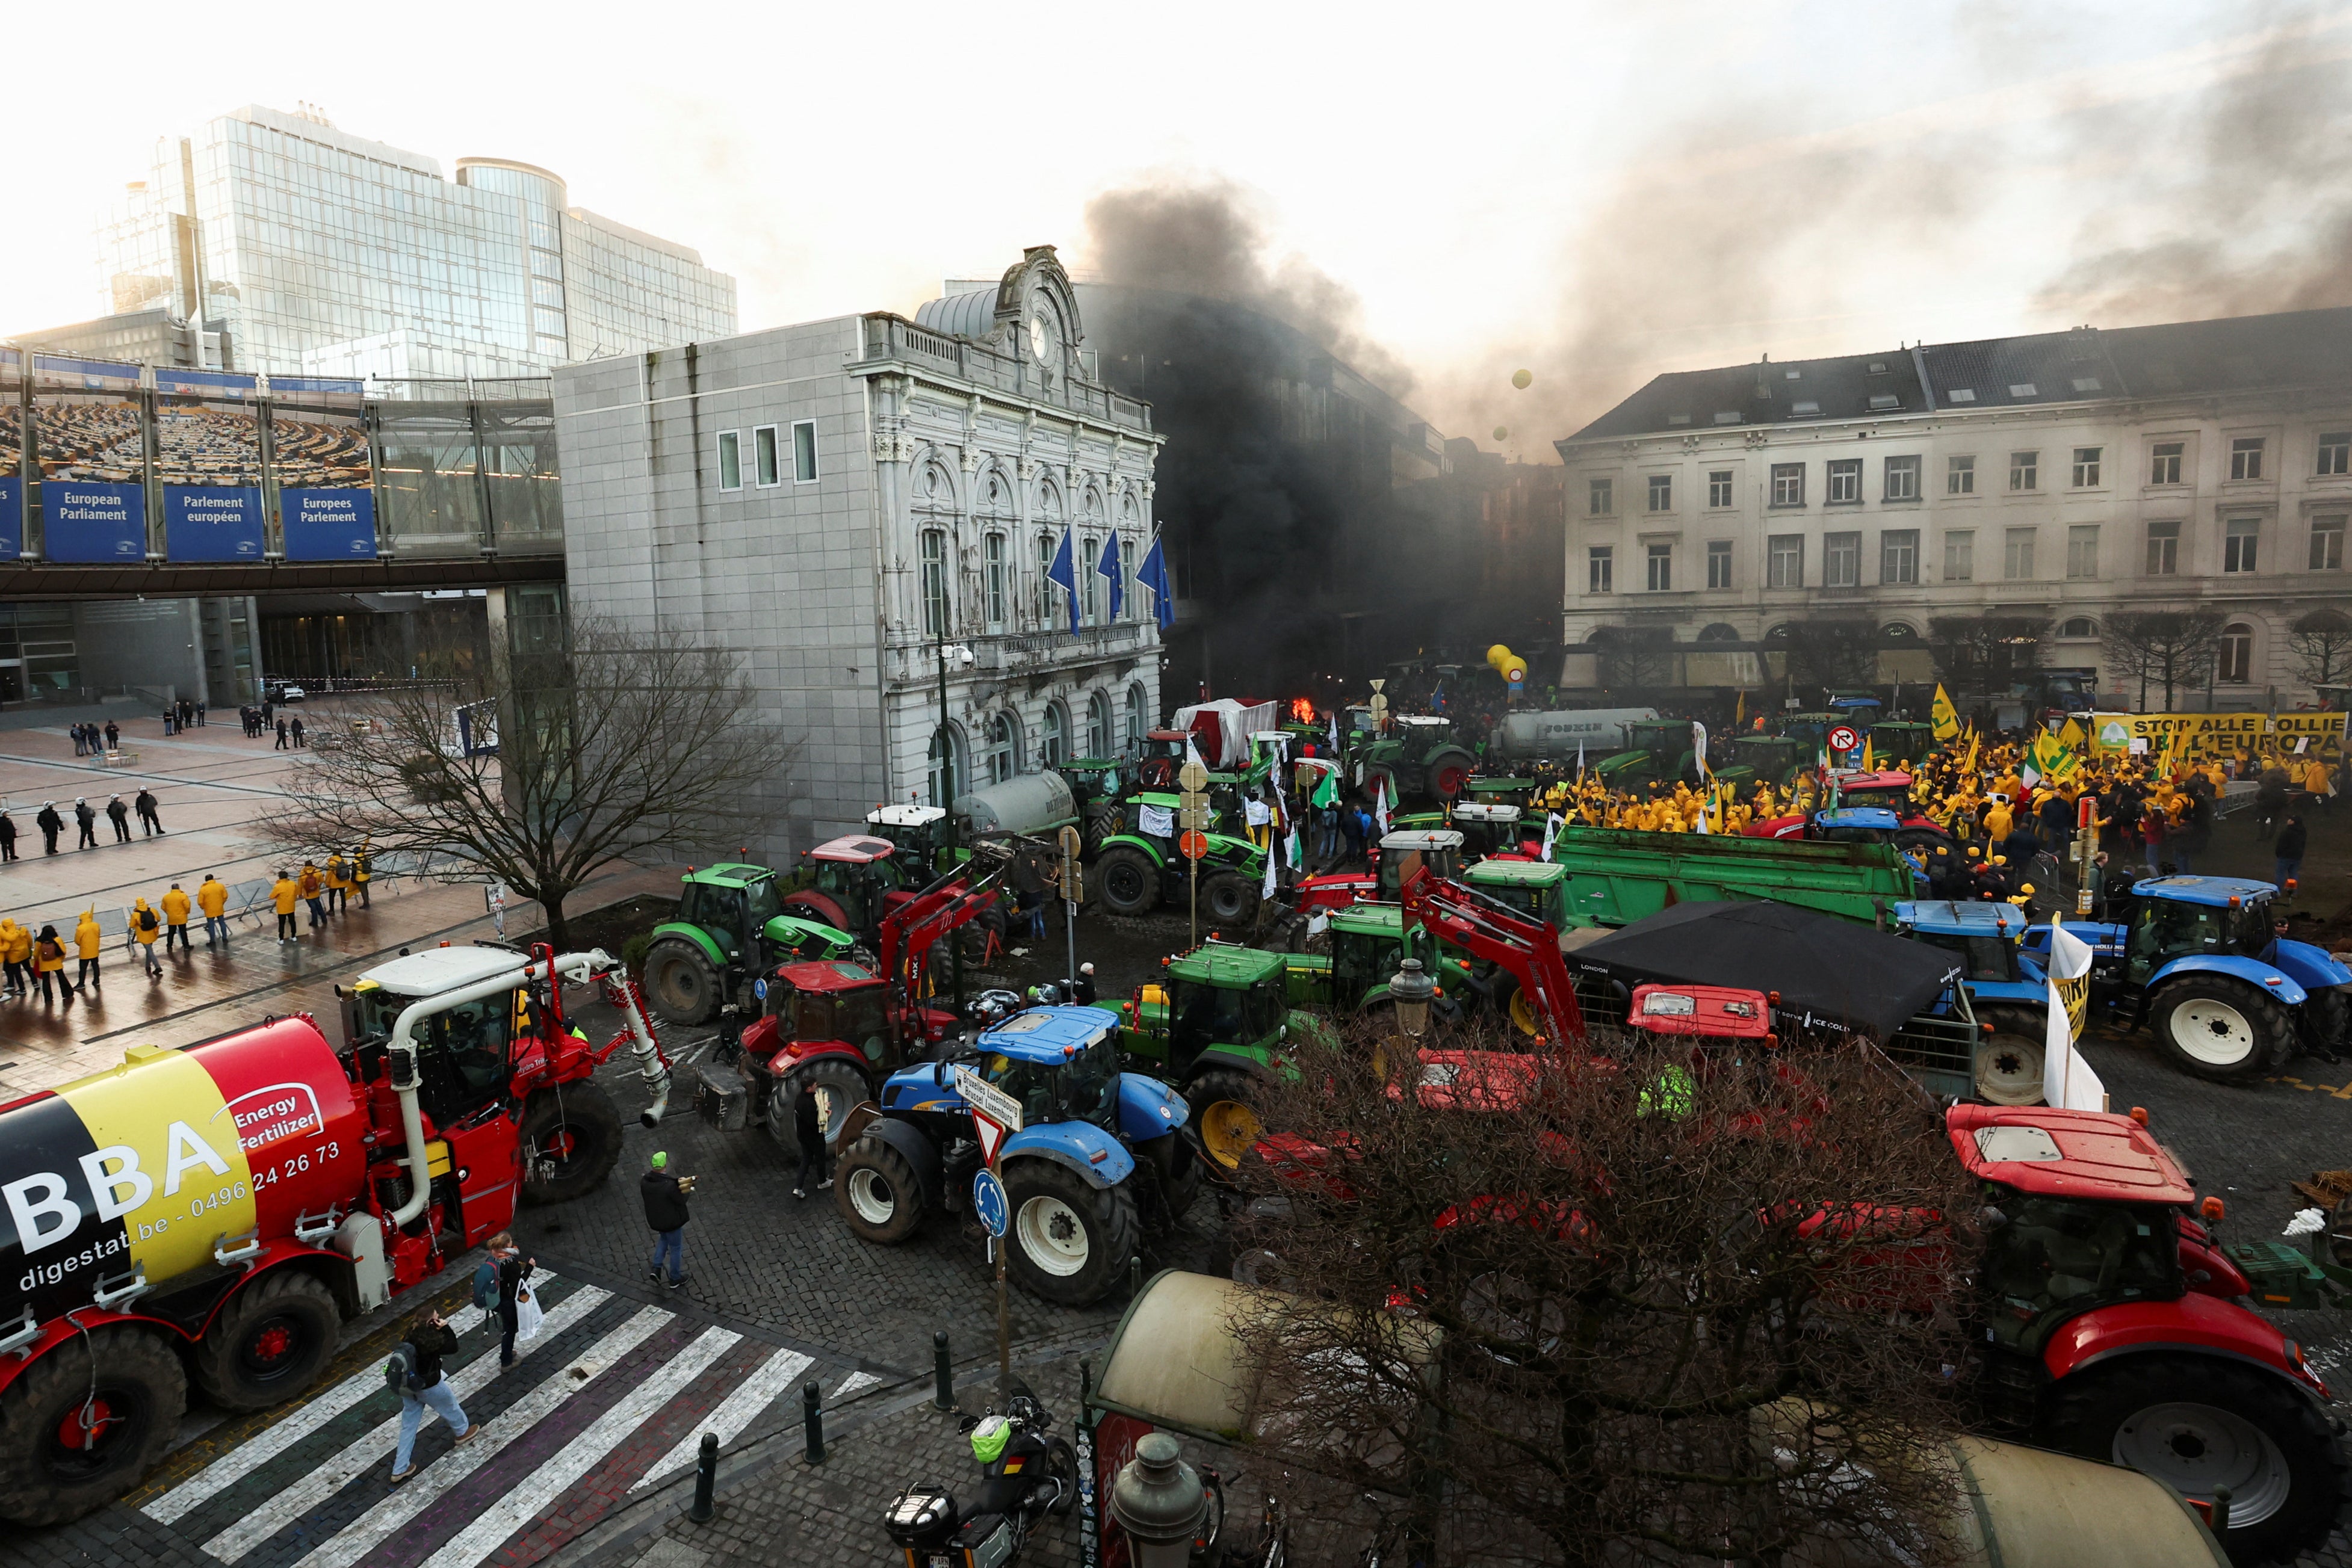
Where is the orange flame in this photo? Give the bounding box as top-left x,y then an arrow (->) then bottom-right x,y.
1290,697 -> 1316,723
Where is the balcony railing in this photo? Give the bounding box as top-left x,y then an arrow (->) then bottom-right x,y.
856,316 -> 1152,434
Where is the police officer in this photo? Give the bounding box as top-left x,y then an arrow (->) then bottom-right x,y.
36,801 -> 63,855
73,798 -> 97,850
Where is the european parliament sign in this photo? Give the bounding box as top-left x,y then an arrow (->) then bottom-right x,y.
0,476 -> 20,561
43,481 -> 144,562
164,487 -> 264,561
282,489 -> 378,561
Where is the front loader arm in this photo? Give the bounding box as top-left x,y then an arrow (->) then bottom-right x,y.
1397,866 -> 1585,1047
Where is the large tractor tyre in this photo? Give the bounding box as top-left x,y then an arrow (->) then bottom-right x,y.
190,1270 -> 339,1412
1186,1067 -> 1263,1171
1487,975 -> 1546,1038
1093,848 -> 1162,917
2300,986 -> 2350,1059
768,1058 -> 873,1162
644,939 -> 722,1026
833,1135 -> 927,1245
1199,872 -> 1258,928
1135,1130 -> 1203,1223
1083,803 -> 1121,856
0,1329 -> 185,1525
1003,1161 -> 1139,1307
2040,1353 -> 2345,1567
519,1082 -> 625,1205
2152,978 -> 2292,1082
1972,1004 -> 2049,1106
1429,750 -> 1477,800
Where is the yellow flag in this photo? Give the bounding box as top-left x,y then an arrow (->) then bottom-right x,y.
1930,684 -> 1960,742
1963,727 -> 1981,777
1734,688 -> 1746,730
1862,736 -> 1874,771
2057,715 -> 2086,754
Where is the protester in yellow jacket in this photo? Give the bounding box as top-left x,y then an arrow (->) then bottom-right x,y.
73,910 -> 103,992
271,871 -> 302,943
325,852 -> 350,915
197,872 -> 229,948
0,917 -> 26,998
34,925 -> 69,1005
161,882 -> 193,957
130,897 -> 162,977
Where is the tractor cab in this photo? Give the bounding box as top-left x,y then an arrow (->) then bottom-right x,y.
1775,712 -> 1839,747
1124,943 -> 1290,1084
2115,878 -> 2281,984
787,835 -> 911,940
1894,901 -> 2034,986
865,803 -> 953,871
1373,829 -> 1465,897
968,1007 -> 1129,1131
1620,719 -> 1701,783
1450,800 -> 1532,859
1810,807 -> 1906,845
1133,729 -> 1194,790
1865,722 -> 1935,768
1828,771 -> 1917,810
342,945 -> 528,1132
1729,735 -> 1806,788
760,959 -> 897,1067
677,863 -> 787,965
1464,776 -> 1537,811
1464,859 -> 1571,932
1057,758 -> 1126,816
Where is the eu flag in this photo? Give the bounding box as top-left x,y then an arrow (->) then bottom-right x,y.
1045,525 -> 1080,635
1097,532 -> 1125,621
1136,531 -> 1175,631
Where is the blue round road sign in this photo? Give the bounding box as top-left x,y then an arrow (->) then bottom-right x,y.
972,1168 -> 1010,1238
754,978 -> 769,1001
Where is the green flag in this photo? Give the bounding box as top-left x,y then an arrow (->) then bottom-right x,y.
1311,768 -> 1338,808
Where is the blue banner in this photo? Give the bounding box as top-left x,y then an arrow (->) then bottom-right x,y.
165,486 -> 265,561
282,487 -> 378,560
0,477 -> 20,561
42,481 -> 145,562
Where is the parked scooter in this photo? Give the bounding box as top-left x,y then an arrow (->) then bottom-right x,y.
882,1379 -> 1077,1567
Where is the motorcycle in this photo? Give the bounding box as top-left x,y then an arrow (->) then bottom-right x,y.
882,1378 -> 1077,1568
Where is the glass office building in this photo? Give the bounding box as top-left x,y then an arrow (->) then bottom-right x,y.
92,105 -> 735,380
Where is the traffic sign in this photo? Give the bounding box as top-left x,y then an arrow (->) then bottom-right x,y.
1178,829 -> 1211,860
971,1168 -> 1009,1236
954,1065 -> 1024,1133
1178,759 -> 1209,793
1827,725 -> 1860,754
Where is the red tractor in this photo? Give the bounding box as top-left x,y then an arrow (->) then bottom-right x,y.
779,833 -> 919,946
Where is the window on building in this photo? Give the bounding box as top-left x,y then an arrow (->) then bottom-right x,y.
716,430 -> 742,491
1125,685 -> 1148,753
928,726 -> 961,807
2218,623 -> 2254,685
1087,692 -> 1112,759
1034,531 -> 1056,624
1588,546 -> 1614,594
2312,514 -> 2347,570
1647,474 -> 1673,511
792,419 -> 819,482
1080,536 -> 1101,625
983,533 -> 1007,630
1121,538 -> 1137,618
1947,455 -> 1976,495
1589,477 -> 1613,516
1041,703 -> 1067,768
2071,446 -> 2102,487
2145,519 -> 2180,575
1824,531 -> 1861,586
1943,530 -> 1974,582
2058,617 -> 2098,638
2009,383 -> 2038,398
1698,622 -> 1741,642
1827,459 -> 1861,504
2150,441 -> 2184,485
1767,534 -> 1803,587
1884,455 -> 1920,501
1707,469 -> 1734,508
1647,542 -> 1673,591
1881,529 -> 1918,584
1771,463 -> 1805,507
1706,539 -> 1733,588
2230,437 -> 2265,481
2009,451 -> 2038,491
2319,432 -> 2352,477
988,711 -> 1020,784
2067,525 -> 2099,579
920,529 -> 949,637
2004,526 -> 2035,580
2225,516 -> 2259,573
754,425 -> 780,486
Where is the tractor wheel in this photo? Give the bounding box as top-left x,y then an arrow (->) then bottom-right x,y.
0,1328 -> 185,1525
190,1270 -> 339,1412
2300,986 -> 2350,1060
833,1134 -> 926,1244
768,1058 -> 873,1161
1488,976 -> 1544,1038
644,939 -> 721,1025
519,1082 -> 625,1204
2040,1353 -> 2345,1566
1136,1130 -> 1202,1222
2152,978 -> 2291,1082
1972,1004 -> 2048,1106
1199,872 -> 1258,928
1430,750 -> 1476,800
1003,1161 -> 1138,1306
1083,802 -> 1121,855
1094,848 -> 1160,917
1186,1067 -> 1263,1170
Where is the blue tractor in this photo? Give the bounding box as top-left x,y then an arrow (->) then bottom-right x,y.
830,1005 -> 1205,1306
2020,876 -> 2352,1082
1892,900 -> 2056,1105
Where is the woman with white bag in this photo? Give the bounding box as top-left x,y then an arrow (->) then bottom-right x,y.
489,1232 -> 539,1368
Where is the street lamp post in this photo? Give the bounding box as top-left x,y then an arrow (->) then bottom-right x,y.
1390,956 -> 1435,1039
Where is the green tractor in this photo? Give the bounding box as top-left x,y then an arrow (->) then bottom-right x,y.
642,862 -> 857,1025
1115,941 -> 1332,1167
1599,718 -> 1703,785
1727,734 -> 1807,789
1356,715 -> 1480,806
1091,792 -> 1267,925
1283,903 -> 1465,1014
1863,720 -> 1936,768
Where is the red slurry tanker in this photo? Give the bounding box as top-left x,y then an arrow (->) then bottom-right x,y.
0,943 -> 667,1525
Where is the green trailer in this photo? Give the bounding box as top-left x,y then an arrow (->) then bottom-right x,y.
1544,825 -> 1919,928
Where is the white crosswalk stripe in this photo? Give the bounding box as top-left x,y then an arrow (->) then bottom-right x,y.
197,1286 -> 613,1563
630,1345 -> 813,1492
286,1304 -> 672,1568
831,1369 -> 882,1402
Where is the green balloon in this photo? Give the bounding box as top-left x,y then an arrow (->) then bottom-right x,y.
1511,368 -> 1533,390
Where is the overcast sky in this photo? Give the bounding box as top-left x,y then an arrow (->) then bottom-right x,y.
7,1 -> 2346,449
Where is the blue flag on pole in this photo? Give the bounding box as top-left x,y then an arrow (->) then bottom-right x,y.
1097,532 -> 1124,621
1045,525 -> 1079,635
1136,531 -> 1175,630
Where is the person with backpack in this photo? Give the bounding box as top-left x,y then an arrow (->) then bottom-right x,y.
34,925 -> 69,1005
386,1306 -> 478,1482
131,898 -> 163,977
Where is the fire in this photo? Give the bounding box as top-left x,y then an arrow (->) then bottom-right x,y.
1290,697 -> 1316,723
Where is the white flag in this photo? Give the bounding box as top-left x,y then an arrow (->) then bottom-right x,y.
1375,776 -> 1391,835
2042,923 -> 2103,1111
1691,720 -> 1710,780
1328,711 -> 1340,752
1262,820 -> 1281,901
1577,740 -> 1586,779
1541,811 -> 1564,862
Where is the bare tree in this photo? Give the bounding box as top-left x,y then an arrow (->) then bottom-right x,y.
1227,1014 -> 1973,1567
2285,607 -> 2352,693
1925,614 -> 2047,698
262,616 -> 798,949
1777,619 -> 1878,696
2103,609 -> 2224,710
1589,625 -> 1677,692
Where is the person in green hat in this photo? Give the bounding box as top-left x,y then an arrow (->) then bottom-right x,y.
642,1150 -> 692,1291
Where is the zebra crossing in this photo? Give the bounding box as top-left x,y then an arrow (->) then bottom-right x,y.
142,1274 -> 876,1568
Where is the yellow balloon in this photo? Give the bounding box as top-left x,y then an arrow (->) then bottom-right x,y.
1493,426 -> 1509,441
1511,368 -> 1533,390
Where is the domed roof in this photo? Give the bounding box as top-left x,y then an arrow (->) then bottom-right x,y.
914,286 -> 1002,341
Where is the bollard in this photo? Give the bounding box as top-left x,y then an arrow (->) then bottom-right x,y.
2212,1484 -> 2232,1536
933,1331 -> 955,1412
801,1380 -> 827,1465
687,1432 -> 718,1523
1130,1256 -> 1142,1300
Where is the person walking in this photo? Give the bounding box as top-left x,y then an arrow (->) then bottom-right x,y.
131,898 -> 162,978
0,917 -> 26,998
71,724 -> 87,758
105,794 -> 131,844
34,926 -> 69,1005
387,1306 -> 479,1483
488,1232 -> 534,1369
353,848 -> 372,908
36,801 -> 62,855
2276,812 -> 2308,895
104,720 -> 120,751
0,808 -> 16,863
161,883 -> 193,955
791,1085 -> 831,1200
300,862 -> 327,929
291,715 -> 306,749
642,1150 -> 691,1290
135,788 -> 162,836
73,798 -> 97,850
325,852 -> 349,914
73,909 -> 102,992
275,718 -> 289,750
199,873 -> 229,947
272,869 -> 301,942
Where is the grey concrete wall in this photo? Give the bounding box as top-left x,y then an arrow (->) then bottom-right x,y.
75,599 -> 205,702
